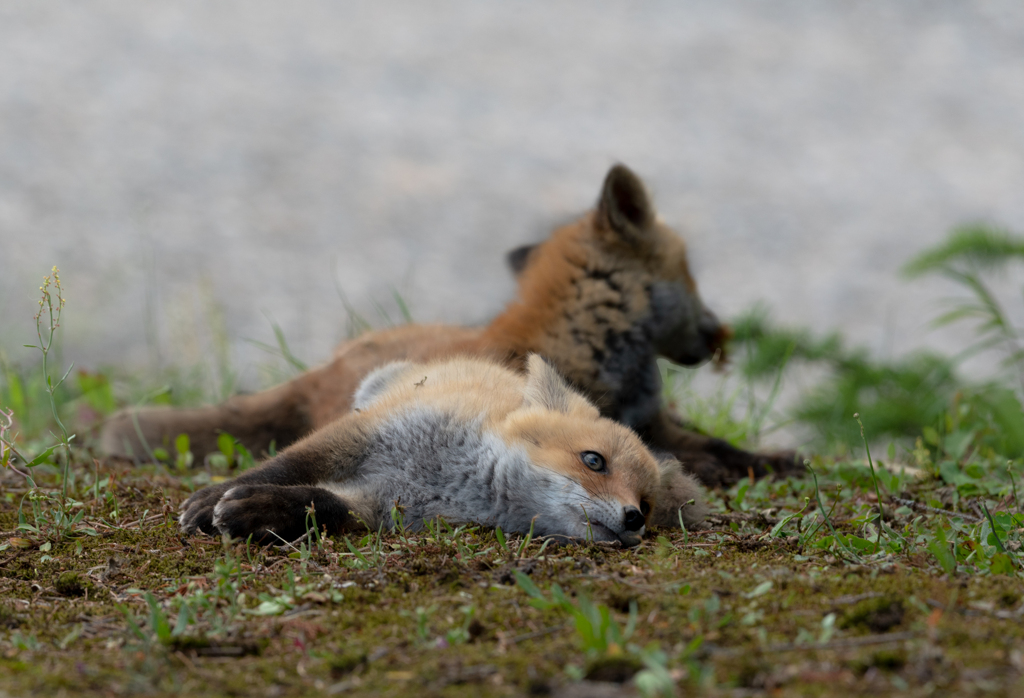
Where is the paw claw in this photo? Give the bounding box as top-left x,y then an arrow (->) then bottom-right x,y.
178,483 -> 234,535
211,497 -> 233,531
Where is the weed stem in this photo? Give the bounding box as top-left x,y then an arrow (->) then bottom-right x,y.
1008,461 -> 1020,514
855,413 -> 885,554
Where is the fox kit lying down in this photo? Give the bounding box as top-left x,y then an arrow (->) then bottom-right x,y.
179,356 -> 707,547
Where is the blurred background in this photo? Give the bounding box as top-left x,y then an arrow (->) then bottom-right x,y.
2,1 -> 1023,406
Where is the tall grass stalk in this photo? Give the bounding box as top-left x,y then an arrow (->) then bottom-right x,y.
854,413 -> 885,553
27,268 -> 76,500
677,503 -> 691,545
1008,462 -> 1020,514
746,340 -> 795,440
807,463 -> 862,563
980,503 -> 1019,571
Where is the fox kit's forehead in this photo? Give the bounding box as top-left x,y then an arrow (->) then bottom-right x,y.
575,215 -> 698,293
649,220 -> 698,292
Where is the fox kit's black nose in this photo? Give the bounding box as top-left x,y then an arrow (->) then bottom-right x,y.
623,506 -> 645,532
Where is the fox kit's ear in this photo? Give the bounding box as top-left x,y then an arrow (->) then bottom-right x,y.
506,243 -> 538,277
353,361 -> 412,410
596,163 -> 655,246
523,355 -> 592,415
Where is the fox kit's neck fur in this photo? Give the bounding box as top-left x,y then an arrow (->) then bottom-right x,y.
180,356 -> 706,547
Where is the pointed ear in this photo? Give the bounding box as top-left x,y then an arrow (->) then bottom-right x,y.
596,163 -> 655,244
505,244 -> 538,277
523,355 -> 584,414
353,361 -> 412,410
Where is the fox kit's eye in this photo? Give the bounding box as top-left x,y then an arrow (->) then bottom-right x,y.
580,451 -> 606,472
639,500 -> 651,517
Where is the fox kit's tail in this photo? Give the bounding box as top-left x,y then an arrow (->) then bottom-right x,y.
649,455 -> 708,529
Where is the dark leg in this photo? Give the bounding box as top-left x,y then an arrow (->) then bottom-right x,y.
100,381 -> 314,463
179,412 -> 371,534
99,354 -> 366,462
643,410 -> 803,488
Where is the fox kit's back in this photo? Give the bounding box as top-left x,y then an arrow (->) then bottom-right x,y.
351,358 -> 526,426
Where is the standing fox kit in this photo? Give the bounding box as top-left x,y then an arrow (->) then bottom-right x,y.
179,356 -> 707,546
106,163 -> 798,486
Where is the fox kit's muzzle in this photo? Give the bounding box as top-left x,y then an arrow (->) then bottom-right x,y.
623,506 -> 644,532
615,505 -> 647,548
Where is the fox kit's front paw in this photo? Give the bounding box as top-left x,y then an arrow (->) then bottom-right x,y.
211,484 -> 353,544
179,483 -> 233,535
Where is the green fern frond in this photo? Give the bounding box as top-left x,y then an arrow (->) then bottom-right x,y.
903,224 -> 1024,277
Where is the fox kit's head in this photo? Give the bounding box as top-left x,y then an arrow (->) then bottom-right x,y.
506,163 -> 729,367
503,355 -> 661,547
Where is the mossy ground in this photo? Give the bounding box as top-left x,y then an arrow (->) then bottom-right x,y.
1,453 -> 1022,697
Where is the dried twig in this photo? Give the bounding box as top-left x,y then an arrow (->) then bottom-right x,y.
508,623 -> 568,645
893,498 -> 983,523
828,592 -> 883,607
710,631 -> 918,657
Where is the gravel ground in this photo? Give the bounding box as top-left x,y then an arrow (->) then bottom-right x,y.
2,1 -> 1023,386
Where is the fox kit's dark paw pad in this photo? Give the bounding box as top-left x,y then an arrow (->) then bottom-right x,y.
179,483 -> 233,535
